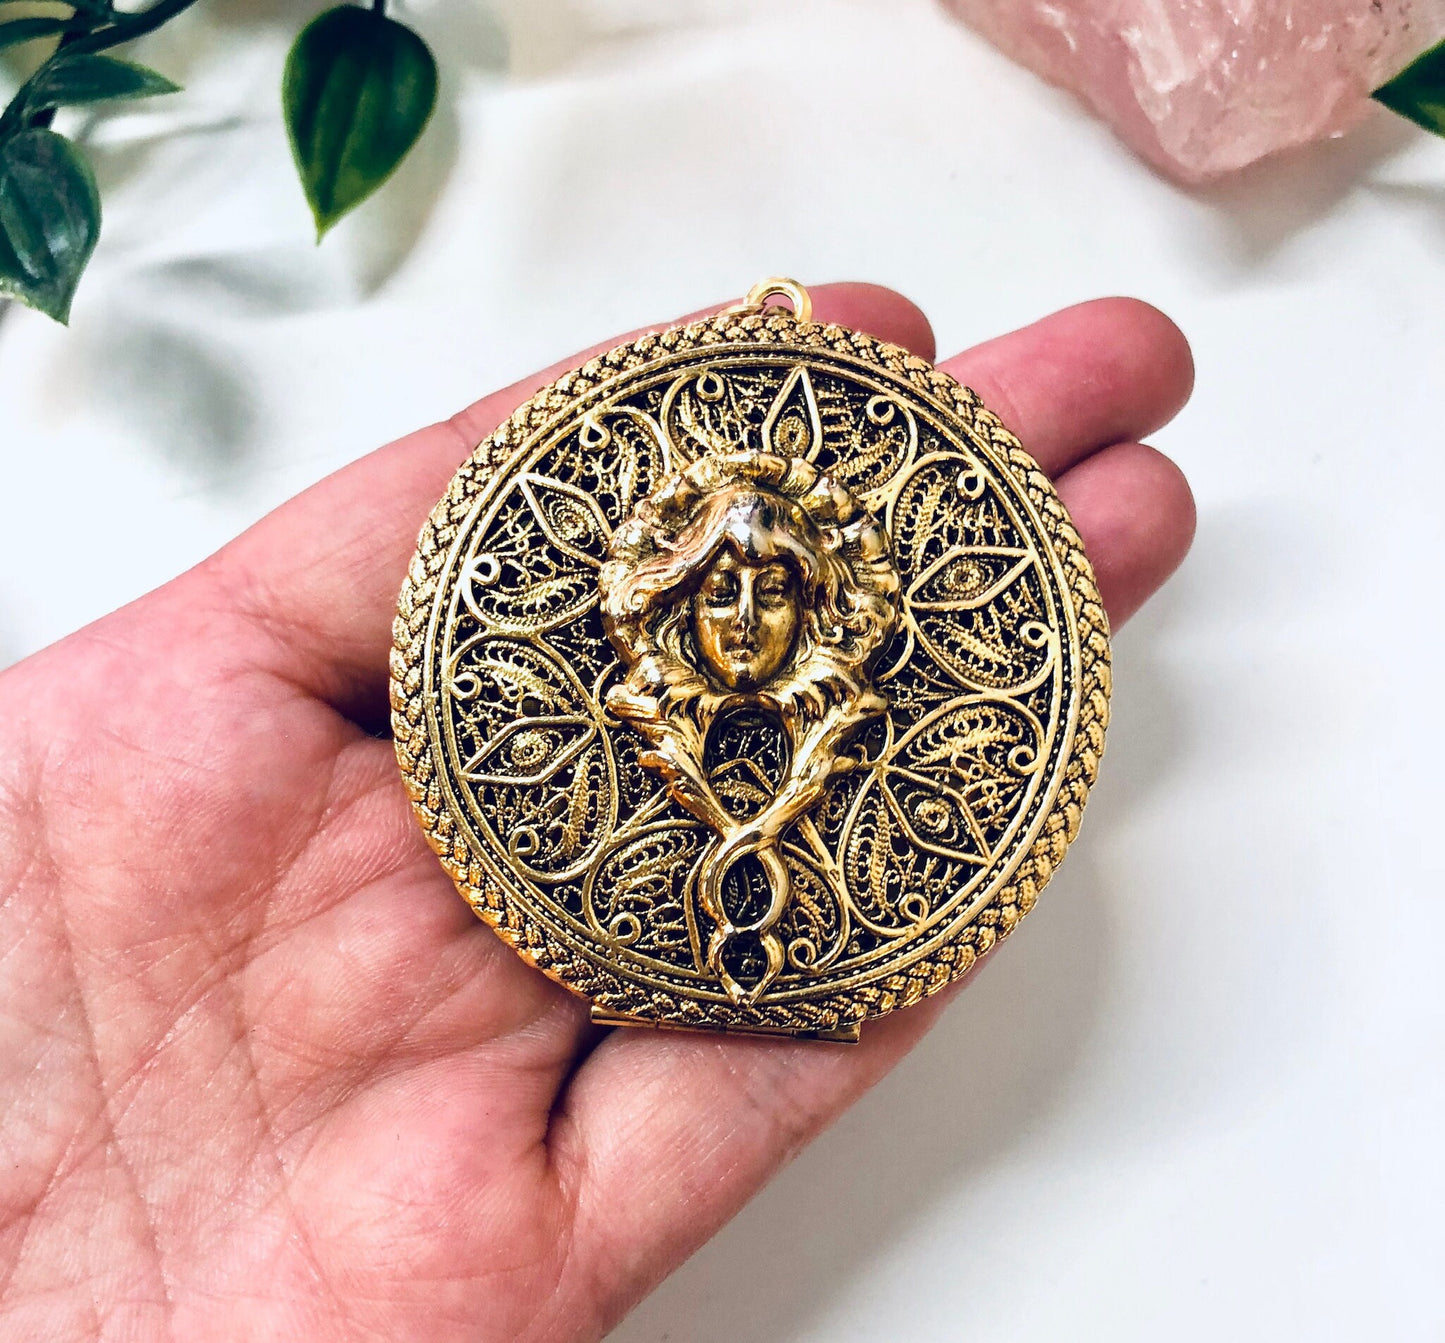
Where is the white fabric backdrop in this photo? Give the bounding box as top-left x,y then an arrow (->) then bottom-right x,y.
2,1 -> 1440,1338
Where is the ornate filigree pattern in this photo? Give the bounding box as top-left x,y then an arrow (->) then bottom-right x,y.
392,301 -> 1110,1038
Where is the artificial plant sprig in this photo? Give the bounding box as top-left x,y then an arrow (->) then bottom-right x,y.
0,0 -> 194,321
0,0 -> 437,324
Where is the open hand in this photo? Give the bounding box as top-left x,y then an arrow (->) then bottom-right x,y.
0,285 -> 1194,1341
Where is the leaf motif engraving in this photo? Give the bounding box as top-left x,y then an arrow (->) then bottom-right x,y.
447,637 -> 616,881
461,473 -> 611,635
761,366 -> 823,462
889,456 -> 1056,694
777,841 -> 848,974
840,697 -> 1044,932
523,474 -> 611,564
659,365 -> 778,462
806,373 -> 918,506
909,547 -> 1032,610
890,452 -> 1026,573
575,407 -> 673,526
583,822 -> 706,970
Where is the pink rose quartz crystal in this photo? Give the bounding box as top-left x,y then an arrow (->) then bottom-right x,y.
942,0 -> 1445,181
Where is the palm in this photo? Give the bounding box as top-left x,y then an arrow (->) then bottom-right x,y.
0,286 -> 1195,1342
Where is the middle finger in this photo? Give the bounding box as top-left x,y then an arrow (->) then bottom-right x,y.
939,296 -> 1195,476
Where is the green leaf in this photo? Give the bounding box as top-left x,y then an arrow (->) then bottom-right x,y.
1373,38 -> 1445,135
282,5 -> 437,238
0,16 -> 83,51
0,128 -> 100,323
26,54 -> 181,112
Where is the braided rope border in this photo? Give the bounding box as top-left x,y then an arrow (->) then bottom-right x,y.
391,311 -> 1111,1034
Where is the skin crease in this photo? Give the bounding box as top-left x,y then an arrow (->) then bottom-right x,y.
691,551 -> 802,690
0,284 -> 1195,1342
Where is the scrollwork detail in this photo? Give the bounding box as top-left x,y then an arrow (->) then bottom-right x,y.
394,307 -> 1109,1035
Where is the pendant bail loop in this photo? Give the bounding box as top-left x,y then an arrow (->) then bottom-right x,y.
725,276 -> 813,323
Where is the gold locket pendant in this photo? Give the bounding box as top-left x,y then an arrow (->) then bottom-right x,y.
392,280 -> 1110,1042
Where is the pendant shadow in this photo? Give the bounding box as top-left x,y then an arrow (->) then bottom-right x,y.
609,870 -> 1115,1343
610,496 -> 1330,1341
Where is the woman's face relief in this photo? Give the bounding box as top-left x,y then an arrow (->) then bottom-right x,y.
691,548 -> 801,691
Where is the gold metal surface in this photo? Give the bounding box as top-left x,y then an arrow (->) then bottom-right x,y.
392,281 -> 1111,1040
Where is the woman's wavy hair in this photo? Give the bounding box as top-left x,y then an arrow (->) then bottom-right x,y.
601,451 -> 899,718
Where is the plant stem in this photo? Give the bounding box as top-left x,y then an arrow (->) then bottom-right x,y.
65,0 -> 203,57
0,0 -> 203,134
30,28 -> 86,131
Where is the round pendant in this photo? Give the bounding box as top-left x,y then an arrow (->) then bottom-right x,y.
392,280 -> 1110,1042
